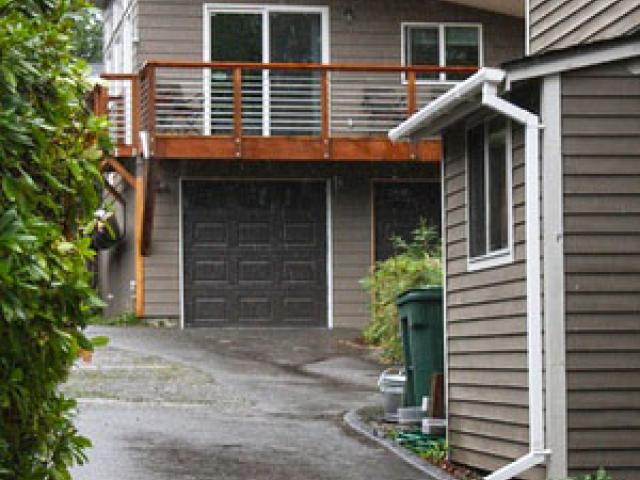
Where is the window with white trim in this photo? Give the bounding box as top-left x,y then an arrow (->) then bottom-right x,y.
403,23 -> 481,82
467,116 -> 512,266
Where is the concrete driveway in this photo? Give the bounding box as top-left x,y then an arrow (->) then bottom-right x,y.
67,326 -> 423,480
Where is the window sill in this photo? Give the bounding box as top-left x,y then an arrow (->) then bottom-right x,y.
467,248 -> 513,272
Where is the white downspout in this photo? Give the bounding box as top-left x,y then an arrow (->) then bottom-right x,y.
480,83 -> 550,480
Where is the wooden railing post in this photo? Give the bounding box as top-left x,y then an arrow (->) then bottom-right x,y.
147,66 -> 156,157
407,70 -> 418,160
407,70 -> 417,116
94,84 -> 108,117
320,69 -> 330,159
233,67 -> 243,158
131,75 -> 141,155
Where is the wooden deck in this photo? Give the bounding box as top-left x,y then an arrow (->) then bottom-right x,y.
93,61 -> 477,162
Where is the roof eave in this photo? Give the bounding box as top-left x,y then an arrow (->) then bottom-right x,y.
504,33 -> 640,87
388,68 -> 506,141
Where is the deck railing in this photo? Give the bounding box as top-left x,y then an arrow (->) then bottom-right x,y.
94,61 -> 477,158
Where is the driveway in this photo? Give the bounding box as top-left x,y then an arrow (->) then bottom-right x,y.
68,326 -> 423,480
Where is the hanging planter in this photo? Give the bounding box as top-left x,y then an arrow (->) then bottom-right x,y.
91,209 -> 123,250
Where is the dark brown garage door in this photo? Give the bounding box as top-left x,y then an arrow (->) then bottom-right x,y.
183,181 -> 327,327
374,182 -> 441,262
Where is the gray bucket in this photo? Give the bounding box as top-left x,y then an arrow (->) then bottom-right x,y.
378,368 -> 406,422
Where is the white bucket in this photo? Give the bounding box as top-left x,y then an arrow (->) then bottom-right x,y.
378,368 -> 406,422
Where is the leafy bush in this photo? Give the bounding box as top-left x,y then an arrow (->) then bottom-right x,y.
563,469 -> 612,480
360,221 -> 442,363
0,1 -> 109,478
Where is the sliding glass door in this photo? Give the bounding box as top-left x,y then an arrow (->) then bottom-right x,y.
206,6 -> 328,136
269,12 -> 323,135
210,12 -> 263,135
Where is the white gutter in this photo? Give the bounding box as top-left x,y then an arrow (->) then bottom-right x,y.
389,68 -> 506,141
389,68 -> 550,480
480,80 -> 550,480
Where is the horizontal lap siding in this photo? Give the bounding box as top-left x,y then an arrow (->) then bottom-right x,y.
137,0 -> 523,66
143,161 -> 439,327
562,60 -> 640,480
144,176 -> 180,318
528,0 -> 640,54
100,183 -> 137,317
444,124 -> 540,479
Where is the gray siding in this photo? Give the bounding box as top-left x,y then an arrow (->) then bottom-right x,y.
443,120 -> 543,479
99,180 -> 137,317
136,0 -> 523,67
529,0 -> 640,54
561,59 -> 640,479
332,176 -> 372,328
145,170 -> 180,318
142,161 -> 439,328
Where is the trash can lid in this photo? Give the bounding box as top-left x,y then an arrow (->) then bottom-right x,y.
396,286 -> 443,306
378,369 -> 406,387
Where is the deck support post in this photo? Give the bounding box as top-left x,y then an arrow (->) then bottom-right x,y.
134,157 -> 145,318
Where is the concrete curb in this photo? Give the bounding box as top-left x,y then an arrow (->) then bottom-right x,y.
343,409 -> 457,480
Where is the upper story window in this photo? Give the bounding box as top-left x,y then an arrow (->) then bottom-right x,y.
467,116 -> 512,270
403,23 -> 482,82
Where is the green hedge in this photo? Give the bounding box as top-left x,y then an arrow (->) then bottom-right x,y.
0,1 -> 109,478
360,222 -> 442,363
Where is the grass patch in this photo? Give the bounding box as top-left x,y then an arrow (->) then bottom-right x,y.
91,311 -> 142,326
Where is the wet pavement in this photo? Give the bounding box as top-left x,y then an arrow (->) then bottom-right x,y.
68,326 -> 424,480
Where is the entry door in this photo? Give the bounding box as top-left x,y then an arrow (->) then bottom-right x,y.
208,8 -> 326,136
183,181 -> 327,327
374,182 -> 442,261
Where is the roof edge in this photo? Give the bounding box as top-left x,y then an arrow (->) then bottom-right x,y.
389,68 -> 505,141
504,33 -> 640,86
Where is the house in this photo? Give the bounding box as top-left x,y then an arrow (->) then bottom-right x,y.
93,0 -> 524,328
391,4 -> 640,480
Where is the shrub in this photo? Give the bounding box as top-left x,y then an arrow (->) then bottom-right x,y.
563,469 -> 612,480
0,1 -> 109,478
360,221 -> 443,363
91,311 -> 140,327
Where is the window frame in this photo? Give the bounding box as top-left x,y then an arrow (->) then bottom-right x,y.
465,115 -> 513,272
202,3 -> 331,136
401,22 -> 483,84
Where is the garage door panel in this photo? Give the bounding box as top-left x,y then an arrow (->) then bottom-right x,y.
192,221 -> 228,246
191,297 -> 227,324
183,180 -> 326,327
237,257 -> 276,284
283,221 -> 323,248
191,258 -> 229,284
282,259 -> 322,284
282,297 -> 321,323
238,295 -> 273,323
238,221 -> 272,247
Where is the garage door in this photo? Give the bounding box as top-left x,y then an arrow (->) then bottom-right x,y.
374,182 -> 441,261
183,181 -> 327,327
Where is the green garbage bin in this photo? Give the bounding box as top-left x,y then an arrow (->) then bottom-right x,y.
396,286 -> 444,407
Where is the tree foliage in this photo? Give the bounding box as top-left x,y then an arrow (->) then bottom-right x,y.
360,222 -> 442,363
0,1 -> 109,478
69,7 -> 103,64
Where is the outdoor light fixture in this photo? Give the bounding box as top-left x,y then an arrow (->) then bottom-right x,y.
343,7 -> 354,23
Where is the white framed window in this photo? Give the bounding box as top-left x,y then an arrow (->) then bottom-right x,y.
402,23 -> 482,83
123,12 -> 133,73
466,116 -> 513,271
203,3 -> 330,136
